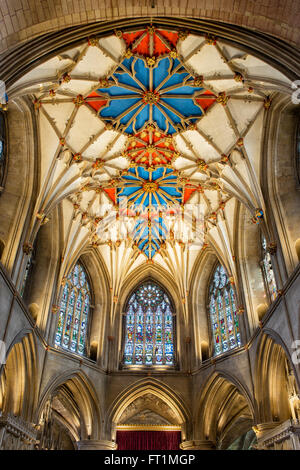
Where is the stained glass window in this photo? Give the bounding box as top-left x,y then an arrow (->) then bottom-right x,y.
55,262 -> 91,355
123,281 -> 175,366
209,264 -> 241,356
261,236 -> 277,302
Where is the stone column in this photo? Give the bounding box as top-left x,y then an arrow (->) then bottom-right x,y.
180,440 -> 215,450
77,439 -> 118,450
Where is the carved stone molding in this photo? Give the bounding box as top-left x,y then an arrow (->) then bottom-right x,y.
77,439 -> 117,450
0,412 -> 37,450
180,440 -> 215,450
255,419 -> 300,450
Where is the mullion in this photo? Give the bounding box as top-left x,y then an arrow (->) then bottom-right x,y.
229,286 -> 239,346
226,286 -> 234,347
162,304 -> 165,364
217,292 -> 224,352
222,287 -> 230,351
143,304 -> 146,365
124,284 -> 174,367
61,282 -> 73,348
76,288 -> 85,353
68,288 -> 79,350
133,304 -> 138,365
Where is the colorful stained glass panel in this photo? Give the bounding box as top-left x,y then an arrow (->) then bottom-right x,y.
55,262 -> 91,356
123,282 -> 175,366
209,265 -> 241,356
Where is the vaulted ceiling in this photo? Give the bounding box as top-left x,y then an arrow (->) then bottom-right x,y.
9,25 -> 292,309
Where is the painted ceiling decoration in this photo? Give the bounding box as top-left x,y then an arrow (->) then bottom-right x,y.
117,166 -> 183,259
120,26 -> 179,57
91,54 -> 214,135
122,126 -> 179,169
9,24 -> 292,317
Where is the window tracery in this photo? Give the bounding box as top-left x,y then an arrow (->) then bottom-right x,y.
123,281 -> 175,366
55,262 -> 91,355
208,264 -> 241,356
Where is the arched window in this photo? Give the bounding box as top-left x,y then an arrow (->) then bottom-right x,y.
55,262 -> 91,355
208,264 -> 241,356
261,236 -> 277,302
123,281 -> 175,367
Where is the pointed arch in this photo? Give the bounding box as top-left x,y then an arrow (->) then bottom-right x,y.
195,371 -> 255,446
0,332 -> 38,422
189,248 -> 218,365
237,203 -> 268,333
79,248 -> 110,365
121,280 -> 176,367
262,95 -> 300,279
207,263 -> 241,356
110,264 -> 184,372
37,369 -> 102,441
55,261 -> 92,356
255,330 -> 299,423
106,377 -> 191,441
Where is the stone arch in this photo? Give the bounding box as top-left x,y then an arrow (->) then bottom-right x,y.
106,377 -> 191,442
238,203 -> 268,334
191,250 -> 246,363
2,12 -> 300,85
111,263 -> 185,371
0,97 -> 38,284
189,248 -> 218,366
37,369 -> 102,442
119,278 -> 177,369
255,330 -> 299,423
123,276 -> 176,314
195,371 -> 255,447
49,252 -> 109,366
79,249 -> 110,366
121,263 -> 181,312
0,332 -> 38,423
20,207 -> 61,333
5,326 -> 34,356
262,95 -> 300,282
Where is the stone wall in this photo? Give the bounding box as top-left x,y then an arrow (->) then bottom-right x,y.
0,0 -> 299,53
0,261 -> 300,448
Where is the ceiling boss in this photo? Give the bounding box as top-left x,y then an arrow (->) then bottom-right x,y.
89,26 -> 215,135
85,26 -> 216,258
31,24 -> 270,262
